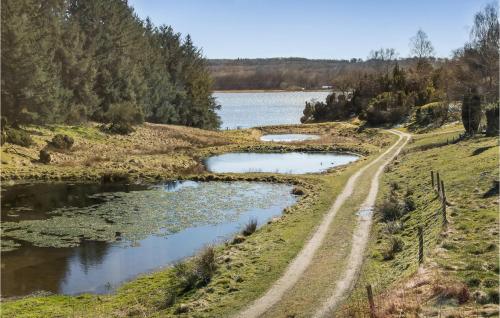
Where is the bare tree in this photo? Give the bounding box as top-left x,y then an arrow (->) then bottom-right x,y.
368,48 -> 398,61
410,29 -> 435,60
367,48 -> 399,74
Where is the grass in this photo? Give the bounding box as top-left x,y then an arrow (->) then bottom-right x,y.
1,121 -> 388,182
340,123 -> 499,317
1,121 -> 395,317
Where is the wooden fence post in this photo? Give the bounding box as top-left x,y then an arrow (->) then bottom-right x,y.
436,172 -> 441,194
442,197 -> 448,227
366,284 -> 376,318
431,171 -> 434,188
418,226 -> 424,265
441,180 -> 446,202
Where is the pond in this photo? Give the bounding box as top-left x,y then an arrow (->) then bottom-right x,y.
214,91 -> 331,129
204,152 -> 359,174
1,181 -> 296,297
260,134 -> 320,142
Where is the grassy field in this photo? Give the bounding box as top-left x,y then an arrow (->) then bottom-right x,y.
341,123 -> 499,317
1,122 -> 388,182
1,122 -> 394,317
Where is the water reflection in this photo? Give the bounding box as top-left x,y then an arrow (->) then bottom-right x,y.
1,181 -> 295,297
205,152 -> 359,174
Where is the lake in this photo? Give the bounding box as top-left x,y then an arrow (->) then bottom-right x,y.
214,91 -> 331,129
1,181 -> 296,297
205,152 -> 359,174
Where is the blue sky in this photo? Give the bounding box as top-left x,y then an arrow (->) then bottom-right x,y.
129,0 -> 492,59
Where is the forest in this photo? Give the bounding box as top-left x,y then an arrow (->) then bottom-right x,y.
300,4 -> 499,134
208,57 -> 446,91
1,0 -> 221,132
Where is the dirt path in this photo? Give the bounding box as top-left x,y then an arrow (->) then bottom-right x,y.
313,130 -> 410,317
235,130 -> 410,318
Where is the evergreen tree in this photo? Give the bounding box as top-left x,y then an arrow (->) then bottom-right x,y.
1,0 -> 220,129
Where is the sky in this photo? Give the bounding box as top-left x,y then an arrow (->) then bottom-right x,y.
129,0 -> 493,60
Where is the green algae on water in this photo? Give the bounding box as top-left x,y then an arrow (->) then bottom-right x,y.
1,181 -> 295,250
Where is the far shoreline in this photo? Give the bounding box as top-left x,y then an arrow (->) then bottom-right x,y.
213,89 -> 333,93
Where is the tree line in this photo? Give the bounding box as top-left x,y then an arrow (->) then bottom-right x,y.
1,0 -> 221,131
301,3 -> 499,136
208,57 -> 442,91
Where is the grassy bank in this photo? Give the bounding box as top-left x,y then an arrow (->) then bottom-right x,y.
340,123 -> 499,317
1,122 -> 394,317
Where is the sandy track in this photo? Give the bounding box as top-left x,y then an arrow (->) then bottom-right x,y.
235,130 -> 410,318
313,130 -> 410,317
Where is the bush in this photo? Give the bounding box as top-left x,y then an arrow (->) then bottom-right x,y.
195,246 -> 217,285
382,236 -> 404,260
383,221 -> 403,234
101,122 -> 135,135
364,91 -> 411,125
404,196 -> 416,212
485,102 -> 499,137
466,276 -> 481,287
415,102 -> 449,127
378,197 -> 403,221
39,149 -> 51,164
173,263 -> 198,291
105,102 -> 144,125
174,246 -> 217,291
291,186 -> 305,195
100,102 -> 143,135
487,289 -> 499,303
47,134 -> 74,150
461,93 -> 482,135
433,283 -> 470,304
5,129 -> 33,147
242,218 -> 257,236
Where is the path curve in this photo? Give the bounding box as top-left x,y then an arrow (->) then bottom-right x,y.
235,130 -> 410,318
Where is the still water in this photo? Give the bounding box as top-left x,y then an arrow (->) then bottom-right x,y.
1,181 -> 296,297
214,91 -> 330,129
205,152 -> 359,174
260,134 -> 320,142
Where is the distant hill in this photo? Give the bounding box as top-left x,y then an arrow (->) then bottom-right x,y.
208,57 -> 443,91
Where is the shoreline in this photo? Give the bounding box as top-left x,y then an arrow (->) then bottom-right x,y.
213,89 -> 333,93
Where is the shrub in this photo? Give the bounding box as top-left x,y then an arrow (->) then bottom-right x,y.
39,149 -> 51,164
404,196 -> 416,212
383,221 -> 403,234
382,236 -> 404,260
5,129 -> 33,147
378,198 -> 403,221
485,102 -> 499,137
173,263 -> 198,291
100,122 -> 135,135
390,181 -> 400,191
364,91 -> 411,125
105,102 -> 144,125
487,289 -> 499,303
415,102 -> 449,127
231,235 -> 246,244
195,246 -> 217,285
242,218 -> 258,236
291,186 -> 305,195
461,93 -> 482,135
432,283 -> 470,304
47,134 -> 74,150
466,276 -> 481,287
100,102 -> 143,135
483,278 -> 498,288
